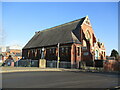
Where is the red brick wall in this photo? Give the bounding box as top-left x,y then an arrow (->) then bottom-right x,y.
71,43 -> 82,68
104,60 -> 120,71
81,20 -> 106,60
22,44 -> 72,61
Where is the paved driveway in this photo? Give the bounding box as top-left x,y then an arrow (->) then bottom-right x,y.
2,71 -> 119,88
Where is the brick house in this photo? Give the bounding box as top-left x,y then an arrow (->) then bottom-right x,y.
2,49 -> 22,62
22,16 -> 106,67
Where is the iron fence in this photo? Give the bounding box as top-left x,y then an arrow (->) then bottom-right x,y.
14,59 -> 39,67
13,59 -> 120,72
46,61 -> 71,68
46,61 -> 57,68
15,59 -> 73,68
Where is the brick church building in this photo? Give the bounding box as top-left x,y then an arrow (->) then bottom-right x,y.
22,16 -> 106,67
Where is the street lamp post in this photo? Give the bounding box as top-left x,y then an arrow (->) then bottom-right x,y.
57,43 -> 60,68
39,47 -> 46,68
41,47 -> 45,59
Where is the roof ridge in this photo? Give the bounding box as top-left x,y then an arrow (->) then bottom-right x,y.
37,17 -> 86,33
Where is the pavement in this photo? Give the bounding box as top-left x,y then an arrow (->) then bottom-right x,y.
1,67 -> 119,74
1,67 -> 84,73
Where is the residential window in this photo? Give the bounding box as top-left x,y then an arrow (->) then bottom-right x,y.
52,48 -> 55,54
28,50 -> 30,57
95,50 -> 99,59
77,47 -> 80,56
104,52 -> 105,57
33,49 -> 35,53
86,21 -> 90,25
65,47 -> 68,53
52,48 -> 54,53
102,51 -> 103,54
39,49 -> 41,54
62,47 -> 64,53
33,49 -> 36,58
50,49 -> 52,53
35,49 -> 37,57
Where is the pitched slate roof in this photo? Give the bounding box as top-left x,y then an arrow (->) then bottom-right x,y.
23,17 -> 86,49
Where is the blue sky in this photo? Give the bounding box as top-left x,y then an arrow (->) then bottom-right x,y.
2,2 -> 118,55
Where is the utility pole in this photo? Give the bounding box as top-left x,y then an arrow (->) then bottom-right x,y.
57,43 -> 60,68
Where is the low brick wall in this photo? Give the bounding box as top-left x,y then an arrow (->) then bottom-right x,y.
104,60 -> 120,71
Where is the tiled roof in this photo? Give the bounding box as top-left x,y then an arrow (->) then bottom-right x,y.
23,17 -> 86,49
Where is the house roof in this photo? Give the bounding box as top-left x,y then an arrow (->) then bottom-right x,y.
23,17 -> 86,49
15,53 -> 22,56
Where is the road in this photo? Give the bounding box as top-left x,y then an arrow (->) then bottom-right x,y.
2,71 -> 119,88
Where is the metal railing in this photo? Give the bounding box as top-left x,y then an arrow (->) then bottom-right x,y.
14,59 -> 120,72
14,59 -> 39,67
15,59 -> 72,68
46,61 -> 71,68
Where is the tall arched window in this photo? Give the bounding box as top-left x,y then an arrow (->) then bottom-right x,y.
83,40 -> 87,47
95,50 -> 99,60
104,52 -> 105,57
86,30 -> 91,40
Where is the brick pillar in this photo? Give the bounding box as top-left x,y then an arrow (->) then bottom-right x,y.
11,62 -> 14,67
71,44 -> 76,68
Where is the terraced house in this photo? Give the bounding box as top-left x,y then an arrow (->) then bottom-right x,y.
22,16 -> 106,68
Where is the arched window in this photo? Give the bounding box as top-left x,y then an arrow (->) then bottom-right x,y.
83,40 -> 87,47
104,52 -> 105,57
86,30 -> 91,40
77,47 -> 80,56
95,50 -> 99,60
102,51 -> 103,54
